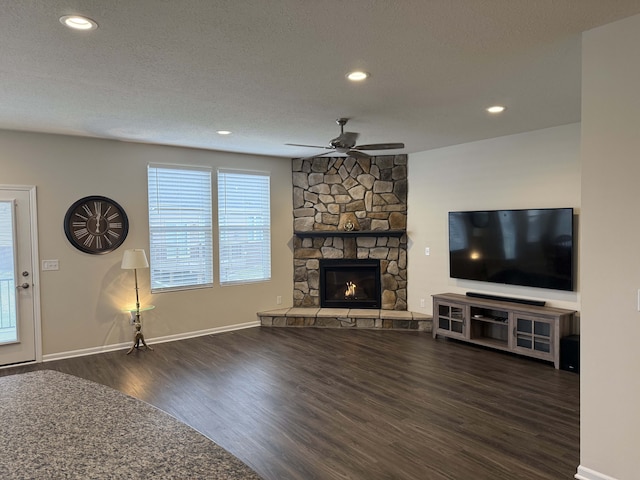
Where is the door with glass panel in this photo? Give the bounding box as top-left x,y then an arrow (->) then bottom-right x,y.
0,187 -> 38,366
512,314 -> 554,363
434,300 -> 468,340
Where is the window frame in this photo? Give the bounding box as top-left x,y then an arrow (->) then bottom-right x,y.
217,168 -> 271,286
147,163 -> 214,293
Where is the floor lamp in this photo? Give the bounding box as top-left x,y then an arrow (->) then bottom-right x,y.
121,248 -> 153,354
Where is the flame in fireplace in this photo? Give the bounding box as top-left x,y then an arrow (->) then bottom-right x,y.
345,281 -> 357,299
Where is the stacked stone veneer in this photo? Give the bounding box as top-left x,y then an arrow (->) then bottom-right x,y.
292,155 -> 408,310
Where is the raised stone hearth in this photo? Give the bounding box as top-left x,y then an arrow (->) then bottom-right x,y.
259,308 -> 432,331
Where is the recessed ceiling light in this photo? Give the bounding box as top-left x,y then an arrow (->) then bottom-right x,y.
59,15 -> 98,31
486,105 -> 506,114
346,71 -> 370,82
216,130 -> 232,135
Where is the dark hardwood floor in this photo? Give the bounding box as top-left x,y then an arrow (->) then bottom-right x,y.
1,327 -> 579,479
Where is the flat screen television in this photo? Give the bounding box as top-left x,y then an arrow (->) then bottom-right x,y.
449,208 -> 574,291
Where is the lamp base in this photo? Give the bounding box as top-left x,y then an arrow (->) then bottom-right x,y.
126,319 -> 153,354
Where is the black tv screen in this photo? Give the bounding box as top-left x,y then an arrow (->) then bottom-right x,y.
449,208 -> 574,291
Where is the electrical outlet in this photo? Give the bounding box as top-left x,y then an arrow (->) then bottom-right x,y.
420,298 -> 425,308
277,295 -> 282,305
425,247 -> 430,256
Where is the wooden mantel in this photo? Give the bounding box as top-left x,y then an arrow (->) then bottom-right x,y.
294,230 -> 406,238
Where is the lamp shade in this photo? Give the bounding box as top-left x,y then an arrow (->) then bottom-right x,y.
121,249 -> 149,270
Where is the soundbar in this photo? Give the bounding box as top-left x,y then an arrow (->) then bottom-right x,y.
466,292 -> 546,307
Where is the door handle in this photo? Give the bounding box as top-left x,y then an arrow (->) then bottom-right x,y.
16,283 -> 30,289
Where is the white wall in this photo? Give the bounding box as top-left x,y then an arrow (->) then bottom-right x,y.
579,13 -> 640,480
0,130 -> 293,357
407,123 -> 581,314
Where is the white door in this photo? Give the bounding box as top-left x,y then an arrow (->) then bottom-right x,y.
0,186 -> 39,366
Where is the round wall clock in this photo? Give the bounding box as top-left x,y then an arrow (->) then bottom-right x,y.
64,196 -> 129,254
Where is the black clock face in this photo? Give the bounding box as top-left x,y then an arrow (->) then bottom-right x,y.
64,196 -> 129,254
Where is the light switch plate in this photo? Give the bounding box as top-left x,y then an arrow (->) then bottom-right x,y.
42,259 -> 59,271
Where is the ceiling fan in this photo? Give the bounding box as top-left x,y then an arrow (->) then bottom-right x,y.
286,118 -> 404,159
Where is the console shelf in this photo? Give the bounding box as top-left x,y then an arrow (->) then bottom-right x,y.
432,293 -> 576,368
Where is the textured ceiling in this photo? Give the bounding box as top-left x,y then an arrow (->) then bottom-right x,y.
1,1 -> 640,159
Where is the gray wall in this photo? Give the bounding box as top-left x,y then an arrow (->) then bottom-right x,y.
406,123 -> 581,315
0,130 -> 293,357
580,13 -> 640,480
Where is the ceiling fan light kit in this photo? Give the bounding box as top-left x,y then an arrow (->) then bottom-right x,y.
286,118 -> 405,159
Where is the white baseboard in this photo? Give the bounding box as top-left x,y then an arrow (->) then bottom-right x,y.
43,321 -> 260,363
575,465 -> 620,480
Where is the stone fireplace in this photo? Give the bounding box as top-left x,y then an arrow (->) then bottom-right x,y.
319,259 -> 381,309
258,153 -> 431,332
292,155 -> 408,310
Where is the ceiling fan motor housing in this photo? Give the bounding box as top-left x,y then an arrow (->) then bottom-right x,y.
330,131 -> 359,150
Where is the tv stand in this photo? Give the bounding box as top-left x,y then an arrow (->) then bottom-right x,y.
432,293 -> 576,368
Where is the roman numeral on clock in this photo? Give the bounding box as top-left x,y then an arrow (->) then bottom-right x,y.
83,234 -> 95,247
74,228 -> 89,239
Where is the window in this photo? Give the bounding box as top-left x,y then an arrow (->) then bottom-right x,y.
218,170 -> 271,285
147,164 -> 213,292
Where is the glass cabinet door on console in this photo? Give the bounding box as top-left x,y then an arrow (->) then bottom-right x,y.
435,301 -> 467,339
512,315 -> 554,361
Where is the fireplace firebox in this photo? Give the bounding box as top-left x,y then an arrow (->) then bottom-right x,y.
319,259 -> 381,309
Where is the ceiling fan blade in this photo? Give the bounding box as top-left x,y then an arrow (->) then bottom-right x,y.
298,150 -> 337,160
354,142 -> 405,150
346,150 -> 370,159
285,143 -> 333,150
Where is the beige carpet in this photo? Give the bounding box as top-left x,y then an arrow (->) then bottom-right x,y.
0,370 -> 261,479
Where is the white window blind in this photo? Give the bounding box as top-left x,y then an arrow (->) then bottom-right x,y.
218,170 -> 271,285
148,164 -> 213,292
